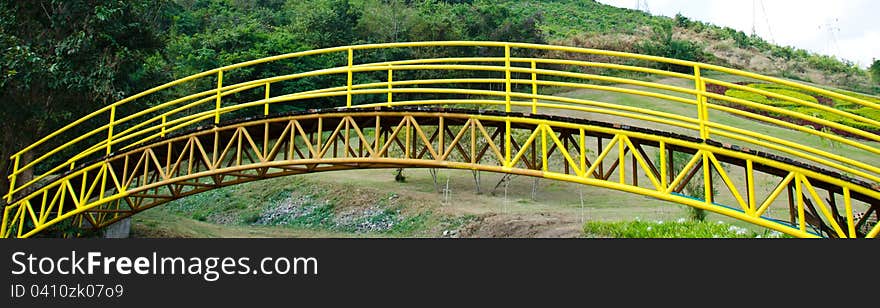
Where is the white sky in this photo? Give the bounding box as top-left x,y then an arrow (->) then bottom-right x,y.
597,0 -> 879,68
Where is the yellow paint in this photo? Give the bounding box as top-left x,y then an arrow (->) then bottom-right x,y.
4,41 -> 878,239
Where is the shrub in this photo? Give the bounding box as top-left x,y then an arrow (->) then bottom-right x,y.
748,84 -> 820,104
636,22 -> 707,73
870,59 -> 880,84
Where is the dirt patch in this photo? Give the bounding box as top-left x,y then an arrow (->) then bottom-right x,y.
459,213 -> 582,238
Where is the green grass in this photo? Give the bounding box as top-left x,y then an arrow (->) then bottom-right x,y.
723,83 -> 880,132
152,176 -> 437,236
748,84 -> 820,104
388,212 -> 431,234
583,219 -> 791,238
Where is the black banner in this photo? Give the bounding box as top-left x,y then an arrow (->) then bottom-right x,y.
2,239 -> 876,307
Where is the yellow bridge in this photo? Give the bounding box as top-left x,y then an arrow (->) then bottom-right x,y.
3,42 -> 880,238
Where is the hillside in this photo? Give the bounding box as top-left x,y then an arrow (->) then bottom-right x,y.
146,0 -> 878,95
503,0 -> 877,94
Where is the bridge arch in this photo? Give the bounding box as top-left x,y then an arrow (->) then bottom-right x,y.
3,42 -> 879,238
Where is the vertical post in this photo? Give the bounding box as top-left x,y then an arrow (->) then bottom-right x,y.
264,83 -> 271,116
1,207 -> 8,237
693,65 -> 709,140
263,83 -> 271,158
215,70 -> 223,124
161,116 -> 167,138
439,117 -> 444,157
405,117 -> 411,159
347,48 -> 353,108
504,44 -> 512,112
6,155 -> 19,203
99,163 -> 107,201
703,152 -> 712,204
619,136 -> 625,185
531,60 -> 538,114
747,159 -> 756,215
541,125 -> 548,172
344,118 -> 350,158
843,188 -> 855,238
470,119 -> 476,164
659,141 -> 667,190
579,128 -> 586,175
374,115 -> 381,156
796,175 -> 805,231
504,44 -> 512,165
107,106 -> 116,155
387,65 -> 393,107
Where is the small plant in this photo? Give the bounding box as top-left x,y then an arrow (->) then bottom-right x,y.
243,213 -> 261,224
685,206 -> 707,222
819,127 -> 839,149
394,168 -> 407,183
870,59 -> 880,85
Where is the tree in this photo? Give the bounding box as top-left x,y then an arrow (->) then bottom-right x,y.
0,0 -> 168,199
356,0 -> 417,44
870,59 -> 880,84
289,0 -> 361,49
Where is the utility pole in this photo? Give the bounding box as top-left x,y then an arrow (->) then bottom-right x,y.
635,0 -> 650,14
751,0 -> 757,36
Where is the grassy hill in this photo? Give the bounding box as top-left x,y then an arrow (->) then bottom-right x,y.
152,0 -> 877,96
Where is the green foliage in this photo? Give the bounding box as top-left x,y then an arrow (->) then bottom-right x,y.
685,206 -> 707,223
583,220 -> 790,238
725,89 -> 774,105
748,84 -> 819,104
871,59 -> 880,84
289,0 -> 361,48
0,0 -> 169,181
636,21 -> 707,73
723,83 -> 880,132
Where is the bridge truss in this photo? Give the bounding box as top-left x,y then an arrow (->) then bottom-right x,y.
3,42 -> 879,238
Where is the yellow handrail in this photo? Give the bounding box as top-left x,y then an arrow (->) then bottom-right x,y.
5,41 -> 879,203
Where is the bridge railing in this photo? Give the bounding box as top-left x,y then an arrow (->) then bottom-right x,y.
5,41 -> 880,204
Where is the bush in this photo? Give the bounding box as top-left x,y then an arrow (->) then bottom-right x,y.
583,219 -> 790,238
636,22 -> 707,73
748,84 -> 820,104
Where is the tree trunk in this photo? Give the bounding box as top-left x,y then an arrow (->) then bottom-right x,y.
0,130 -> 16,205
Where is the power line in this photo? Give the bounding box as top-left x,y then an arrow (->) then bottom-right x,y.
759,0 -> 776,44
752,0 -> 776,43
819,18 -> 842,57
751,0 -> 756,36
